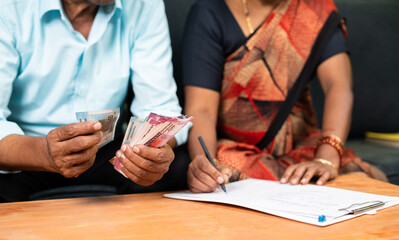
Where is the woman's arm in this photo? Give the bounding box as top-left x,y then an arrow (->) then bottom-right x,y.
184,86 -> 220,160
184,86 -> 231,192
315,52 -> 353,167
280,52 -> 353,185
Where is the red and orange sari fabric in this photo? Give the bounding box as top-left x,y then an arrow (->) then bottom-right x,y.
216,0 -> 384,181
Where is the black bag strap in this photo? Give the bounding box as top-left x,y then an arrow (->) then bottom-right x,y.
256,11 -> 342,150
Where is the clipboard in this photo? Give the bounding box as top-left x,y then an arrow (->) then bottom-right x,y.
164,179 -> 399,226
269,199 -> 388,224
317,200 -> 385,222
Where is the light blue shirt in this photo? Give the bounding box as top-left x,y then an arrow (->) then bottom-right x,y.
0,0 -> 189,146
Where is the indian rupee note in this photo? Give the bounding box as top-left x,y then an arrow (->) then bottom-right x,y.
110,113 -> 192,178
76,107 -> 120,148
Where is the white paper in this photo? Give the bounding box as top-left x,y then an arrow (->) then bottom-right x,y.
164,179 -> 399,226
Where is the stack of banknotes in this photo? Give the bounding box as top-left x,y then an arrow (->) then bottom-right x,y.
76,108 -> 193,177
111,112 -> 193,177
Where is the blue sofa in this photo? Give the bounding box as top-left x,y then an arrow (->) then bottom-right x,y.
165,0 -> 399,185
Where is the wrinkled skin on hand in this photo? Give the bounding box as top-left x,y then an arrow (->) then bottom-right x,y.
115,143 -> 175,186
45,121 -> 102,178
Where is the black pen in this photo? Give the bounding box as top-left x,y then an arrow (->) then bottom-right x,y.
198,136 -> 227,193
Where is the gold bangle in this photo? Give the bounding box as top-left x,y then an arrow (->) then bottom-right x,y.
313,158 -> 338,170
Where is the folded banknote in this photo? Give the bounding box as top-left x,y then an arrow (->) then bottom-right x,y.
76,107 -> 120,148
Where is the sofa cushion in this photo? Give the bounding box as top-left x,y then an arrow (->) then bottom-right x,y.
346,140 -> 399,185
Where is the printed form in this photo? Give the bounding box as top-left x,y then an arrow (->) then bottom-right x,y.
164,179 -> 399,226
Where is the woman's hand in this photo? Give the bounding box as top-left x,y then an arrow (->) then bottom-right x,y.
187,154 -> 232,193
280,161 -> 338,185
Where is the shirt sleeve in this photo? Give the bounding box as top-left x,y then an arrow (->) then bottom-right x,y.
0,14 -> 24,141
182,2 -> 225,92
129,0 -> 190,146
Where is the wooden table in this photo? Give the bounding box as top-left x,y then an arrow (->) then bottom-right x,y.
0,175 -> 398,240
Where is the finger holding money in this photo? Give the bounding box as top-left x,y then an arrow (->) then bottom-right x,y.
116,155 -> 165,186
116,143 -> 175,186
76,108 -> 120,148
45,121 -> 102,178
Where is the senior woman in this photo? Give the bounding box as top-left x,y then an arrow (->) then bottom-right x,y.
182,0 -> 387,192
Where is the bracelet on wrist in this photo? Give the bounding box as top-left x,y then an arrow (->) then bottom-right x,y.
313,158 -> 338,170
315,135 -> 344,159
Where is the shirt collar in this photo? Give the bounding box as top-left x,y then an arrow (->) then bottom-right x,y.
39,0 -> 122,19
103,0 -> 122,16
39,0 -> 63,18
115,0 -> 122,12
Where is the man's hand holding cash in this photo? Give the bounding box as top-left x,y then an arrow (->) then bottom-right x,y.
74,109 -> 192,186
114,141 -> 175,186
45,121 -> 103,178
110,113 -> 193,186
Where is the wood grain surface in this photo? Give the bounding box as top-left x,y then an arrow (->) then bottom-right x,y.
0,175 -> 398,240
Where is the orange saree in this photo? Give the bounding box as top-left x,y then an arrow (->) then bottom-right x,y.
216,0 -> 386,181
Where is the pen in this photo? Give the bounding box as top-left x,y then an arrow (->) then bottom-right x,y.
198,136 -> 227,193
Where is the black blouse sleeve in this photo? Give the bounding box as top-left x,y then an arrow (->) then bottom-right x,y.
182,1 -> 225,92
319,27 -> 348,64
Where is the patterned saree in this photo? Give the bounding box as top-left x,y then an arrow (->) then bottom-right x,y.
216,0 -> 386,181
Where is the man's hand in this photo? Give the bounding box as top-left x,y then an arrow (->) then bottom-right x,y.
45,121 -> 102,178
187,154 -> 232,193
115,144 -> 175,186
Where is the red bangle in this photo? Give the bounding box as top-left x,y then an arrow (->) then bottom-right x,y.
315,135 -> 344,159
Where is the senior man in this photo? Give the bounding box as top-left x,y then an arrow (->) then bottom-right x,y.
0,0 -> 189,202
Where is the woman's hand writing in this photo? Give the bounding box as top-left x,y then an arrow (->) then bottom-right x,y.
187,154 -> 232,193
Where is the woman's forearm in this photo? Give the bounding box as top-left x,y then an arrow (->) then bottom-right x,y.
184,86 -> 220,160
321,84 -> 353,143
187,112 -> 219,160
315,53 -> 353,166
